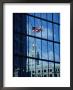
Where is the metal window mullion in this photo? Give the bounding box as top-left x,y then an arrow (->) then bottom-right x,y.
41,14 -> 43,77
34,16 -> 36,77
25,13 -> 60,25
46,13 -> 49,76
14,53 -> 60,63
52,13 -> 56,77
16,32 -> 60,44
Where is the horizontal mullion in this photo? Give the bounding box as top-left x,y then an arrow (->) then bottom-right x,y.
14,53 -> 60,64
14,32 -> 60,44
25,13 -> 60,25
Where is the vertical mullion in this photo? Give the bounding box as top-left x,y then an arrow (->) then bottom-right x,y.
34,15 -> 36,77
52,13 -> 55,77
58,14 -> 60,42
58,25 -> 60,62
41,14 -> 43,77
46,13 -> 49,76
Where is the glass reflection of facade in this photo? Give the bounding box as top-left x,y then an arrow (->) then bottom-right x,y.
13,13 -> 60,77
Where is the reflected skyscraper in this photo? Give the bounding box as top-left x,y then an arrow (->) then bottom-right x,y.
13,13 -> 60,77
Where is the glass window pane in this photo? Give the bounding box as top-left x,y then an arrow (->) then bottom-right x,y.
28,16 -> 35,36
55,63 -> 60,77
58,25 -> 60,42
35,18 -> 41,37
29,37 -> 36,57
42,40 -> 48,59
48,42 -> 53,61
54,43 -> 60,62
54,24 -> 59,42
27,36 -> 28,56
42,20 -> 47,39
47,13 -> 52,21
27,58 -> 36,77
26,58 -> 29,72
41,13 -> 47,19
28,59 -> 43,77
36,39 -> 41,59
48,22 -> 53,40
36,60 -> 42,77
35,13 -> 40,17
49,62 -> 54,77
53,13 -> 60,23
42,61 -> 48,77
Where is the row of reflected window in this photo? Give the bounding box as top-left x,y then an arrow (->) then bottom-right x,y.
27,13 -> 60,24
15,14 -> 60,42
14,34 -> 60,62
14,57 -> 60,77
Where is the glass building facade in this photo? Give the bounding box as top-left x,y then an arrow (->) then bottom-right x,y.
13,13 -> 60,77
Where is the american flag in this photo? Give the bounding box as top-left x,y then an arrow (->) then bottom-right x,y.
32,27 -> 42,32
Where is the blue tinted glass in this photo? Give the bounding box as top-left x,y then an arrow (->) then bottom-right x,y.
26,58 -> 29,72
42,20 -> 47,39
28,58 -> 36,73
53,13 -> 60,23
55,63 -> 60,77
48,22 -> 53,40
47,13 -> 52,21
28,16 -> 35,36
49,62 -> 54,77
42,61 -> 48,76
36,39 -> 41,59
35,18 -> 41,37
42,40 -> 48,59
48,42 -> 53,61
27,36 -> 28,56
35,13 -> 40,17
54,43 -> 60,62
29,37 -> 35,57
41,13 -> 47,19
54,24 -> 59,42
58,26 -> 60,42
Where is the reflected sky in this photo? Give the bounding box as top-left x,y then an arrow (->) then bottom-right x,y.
13,13 -> 60,77
27,13 -> 60,62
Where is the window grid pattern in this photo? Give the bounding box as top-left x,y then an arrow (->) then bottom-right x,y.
13,13 -> 60,77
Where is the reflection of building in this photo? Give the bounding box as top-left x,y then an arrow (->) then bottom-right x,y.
27,60 -> 60,77
26,41 -> 60,77
13,13 -> 60,77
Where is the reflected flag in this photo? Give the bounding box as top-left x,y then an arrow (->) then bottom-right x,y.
32,27 -> 42,32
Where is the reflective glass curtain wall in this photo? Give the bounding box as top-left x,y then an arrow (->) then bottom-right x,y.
13,13 -> 60,77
